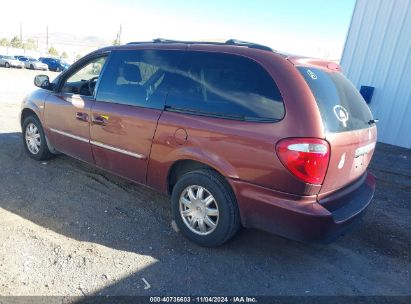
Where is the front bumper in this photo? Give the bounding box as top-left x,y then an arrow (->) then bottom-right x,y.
229,172 -> 375,243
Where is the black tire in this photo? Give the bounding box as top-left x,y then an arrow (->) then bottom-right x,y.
171,169 -> 240,247
30,64 -> 34,70
5,62 -> 10,68
22,116 -> 53,161
55,66 -> 60,72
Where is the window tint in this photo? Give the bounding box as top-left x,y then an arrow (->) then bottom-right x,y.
165,52 -> 284,121
61,56 -> 107,96
298,67 -> 373,132
96,50 -> 182,109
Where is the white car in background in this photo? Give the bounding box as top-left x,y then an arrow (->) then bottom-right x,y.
18,57 -> 48,70
0,55 -> 25,68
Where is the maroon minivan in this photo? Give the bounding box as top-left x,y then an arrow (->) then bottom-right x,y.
21,39 -> 377,247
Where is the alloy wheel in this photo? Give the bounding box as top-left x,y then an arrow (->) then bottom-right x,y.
179,185 -> 219,235
25,123 -> 41,154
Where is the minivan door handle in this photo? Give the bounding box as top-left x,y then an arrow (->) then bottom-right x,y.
76,112 -> 89,122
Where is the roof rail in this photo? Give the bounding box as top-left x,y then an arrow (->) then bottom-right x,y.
152,38 -> 225,46
126,41 -> 154,45
127,38 -> 274,52
225,39 -> 273,52
152,38 -> 180,43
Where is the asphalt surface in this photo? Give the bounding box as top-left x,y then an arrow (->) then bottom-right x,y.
0,68 -> 410,297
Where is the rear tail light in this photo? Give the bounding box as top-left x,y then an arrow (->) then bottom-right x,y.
276,138 -> 330,184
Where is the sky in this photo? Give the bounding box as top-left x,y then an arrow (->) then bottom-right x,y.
0,0 -> 356,59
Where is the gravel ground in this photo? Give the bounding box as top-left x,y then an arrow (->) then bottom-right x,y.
0,68 -> 410,297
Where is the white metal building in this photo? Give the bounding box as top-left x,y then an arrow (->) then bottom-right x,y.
341,0 -> 411,148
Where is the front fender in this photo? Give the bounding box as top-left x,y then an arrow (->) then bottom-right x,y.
21,88 -> 50,126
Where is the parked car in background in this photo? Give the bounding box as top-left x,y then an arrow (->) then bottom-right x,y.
21,39 -> 377,247
16,57 -> 32,68
0,55 -> 24,68
16,56 -> 35,62
18,57 -> 48,70
14,55 -> 28,60
38,57 -> 70,72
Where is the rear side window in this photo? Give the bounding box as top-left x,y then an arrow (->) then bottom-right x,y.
165,52 -> 284,121
96,50 -> 182,109
298,67 -> 373,132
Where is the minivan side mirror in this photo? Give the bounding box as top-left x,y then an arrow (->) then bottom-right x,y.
34,75 -> 51,89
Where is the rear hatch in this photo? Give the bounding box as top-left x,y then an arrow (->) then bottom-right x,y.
297,66 -> 377,195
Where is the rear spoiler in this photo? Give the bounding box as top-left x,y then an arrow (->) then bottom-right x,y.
286,56 -> 342,72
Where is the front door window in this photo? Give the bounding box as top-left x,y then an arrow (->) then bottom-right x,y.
61,56 -> 107,96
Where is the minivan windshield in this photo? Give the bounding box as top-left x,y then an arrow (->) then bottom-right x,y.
298,67 -> 373,133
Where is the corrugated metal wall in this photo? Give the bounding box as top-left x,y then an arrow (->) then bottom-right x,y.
341,0 -> 411,148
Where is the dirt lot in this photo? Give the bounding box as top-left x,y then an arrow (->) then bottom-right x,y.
0,67 -> 410,297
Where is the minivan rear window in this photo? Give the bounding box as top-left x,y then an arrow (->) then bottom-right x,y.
298,67 -> 373,133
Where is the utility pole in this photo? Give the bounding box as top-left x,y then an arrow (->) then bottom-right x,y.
46,25 -> 49,49
20,22 -> 22,43
115,24 -> 122,45
119,24 -> 122,43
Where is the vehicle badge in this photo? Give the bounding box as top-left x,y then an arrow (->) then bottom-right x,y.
333,105 -> 349,127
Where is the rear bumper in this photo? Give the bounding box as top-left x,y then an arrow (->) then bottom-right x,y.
229,172 -> 375,243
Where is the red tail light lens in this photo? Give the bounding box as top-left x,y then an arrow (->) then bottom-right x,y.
276,138 -> 330,184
